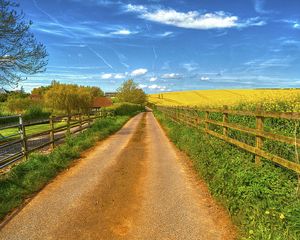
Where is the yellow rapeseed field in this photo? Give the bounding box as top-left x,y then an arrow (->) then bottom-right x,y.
148,89 -> 300,111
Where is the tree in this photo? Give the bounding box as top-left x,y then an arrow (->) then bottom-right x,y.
6,96 -> 34,113
116,79 -> 147,104
44,82 -> 102,114
0,0 -> 48,87
87,86 -> 104,97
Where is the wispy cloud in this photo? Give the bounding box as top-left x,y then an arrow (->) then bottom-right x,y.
161,73 -> 181,79
111,29 -> 137,35
281,19 -> 300,29
157,31 -> 173,37
125,5 -> 266,30
182,63 -> 198,72
32,0 -> 114,69
253,0 -> 272,14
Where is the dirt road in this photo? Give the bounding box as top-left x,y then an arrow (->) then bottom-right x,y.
0,112 -> 236,240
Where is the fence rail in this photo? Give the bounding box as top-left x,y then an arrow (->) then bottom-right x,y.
157,105 -> 300,174
0,110 -> 114,170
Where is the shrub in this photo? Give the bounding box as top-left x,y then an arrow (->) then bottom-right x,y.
106,102 -> 144,116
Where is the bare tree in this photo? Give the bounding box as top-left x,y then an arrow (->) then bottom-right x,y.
0,0 -> 48,87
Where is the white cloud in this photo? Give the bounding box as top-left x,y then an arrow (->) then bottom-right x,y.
138,84 -> 148,89
200,76 -> 210,81
142,10 -> 238,29
111,29 -> 136,35
148,84 -> 166,90
114,73 -> 126,79
150,77 -> 157,82
131,68 -> 148,76
161,73 -> 181,79
126,5 -> 266,30
101,73 -> 113,79
125,4 -> 147,13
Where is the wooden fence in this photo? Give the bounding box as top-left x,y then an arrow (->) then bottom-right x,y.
0,110 -> 114,170
156,105 -> 300,174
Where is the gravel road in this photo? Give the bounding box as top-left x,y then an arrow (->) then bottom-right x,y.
0,112 -> 236,240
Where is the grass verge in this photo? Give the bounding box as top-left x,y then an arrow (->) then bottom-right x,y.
0,114 -> 134,221
154,110 -> 300,240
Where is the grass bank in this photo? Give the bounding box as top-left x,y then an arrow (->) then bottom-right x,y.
0,114 -> 135,221
154,110 -> 300,240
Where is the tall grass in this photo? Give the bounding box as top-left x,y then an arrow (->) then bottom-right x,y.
155,110 -> 300,240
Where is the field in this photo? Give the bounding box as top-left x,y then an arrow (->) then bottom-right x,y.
149,89 -> 300,110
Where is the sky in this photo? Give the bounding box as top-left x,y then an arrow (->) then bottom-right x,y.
17,0 -> 300,93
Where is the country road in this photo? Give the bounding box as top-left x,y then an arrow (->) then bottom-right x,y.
0,112 -> 236,240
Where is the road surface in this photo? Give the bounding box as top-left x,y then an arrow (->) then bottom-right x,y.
0,112 -> 236,240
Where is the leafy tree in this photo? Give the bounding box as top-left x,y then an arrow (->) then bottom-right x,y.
116,79 -> 147,104
44,82 -> 102,114
31,85 -> 52,96
0,0 -> 48,86
88,86 -> 104,97
6,96 -> 34,113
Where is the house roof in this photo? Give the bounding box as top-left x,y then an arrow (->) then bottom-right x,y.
29,94 -> 42,100
91,97 -> 113,108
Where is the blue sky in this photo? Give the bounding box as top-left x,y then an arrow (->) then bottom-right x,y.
18,0 -> 300,93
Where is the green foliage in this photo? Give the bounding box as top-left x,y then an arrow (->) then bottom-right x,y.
0,115 -> 131,220
23,105 -> 50,122
44,82 -> 104,114
106,102 -> 145,116
155,110 -> 300,240
116,79 -> 147,104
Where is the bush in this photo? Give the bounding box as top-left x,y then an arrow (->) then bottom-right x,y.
154,110 -> 300,240
106,102 -> 145,116
23,105 -> 51,122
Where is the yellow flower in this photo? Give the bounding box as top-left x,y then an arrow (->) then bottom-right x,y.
279,214 -> 285,220
265,211 -> 270,215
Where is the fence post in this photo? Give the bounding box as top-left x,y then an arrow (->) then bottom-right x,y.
88,112 -> 91,127
67,115 -> 71,135
255,105 -> 264,165
50,115 -> 55,150
79,114 -> 83,132
19,115 -> 28,160
223,105 -> 229,137
205,111 -> 209,135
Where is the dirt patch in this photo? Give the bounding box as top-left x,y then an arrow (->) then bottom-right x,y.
54,113 -> 148,239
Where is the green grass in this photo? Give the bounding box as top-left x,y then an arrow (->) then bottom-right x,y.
0,115 -> 133,220
154,110 -> 300,240
0,122 -> 67,140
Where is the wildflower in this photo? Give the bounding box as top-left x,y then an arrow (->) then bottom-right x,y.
249,230 -> 254,235
279,214 -> 285,220
265,210 -> 270,215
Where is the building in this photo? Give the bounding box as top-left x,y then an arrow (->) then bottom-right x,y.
29,94 -> 42,101
105,92 -> 117,98
91,97 -> 113,111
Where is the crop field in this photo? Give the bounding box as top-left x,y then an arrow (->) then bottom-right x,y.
149,89 -> 300,111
